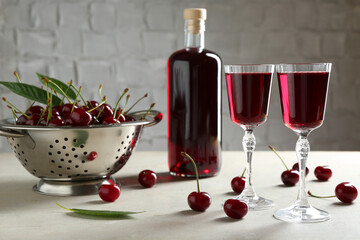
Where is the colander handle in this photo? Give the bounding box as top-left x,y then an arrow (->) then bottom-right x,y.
0,128 -> 26,138
144,110 -> 163,128
129,110 -> 163,128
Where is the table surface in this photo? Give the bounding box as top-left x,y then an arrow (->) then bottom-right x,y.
0,151 -> 359,240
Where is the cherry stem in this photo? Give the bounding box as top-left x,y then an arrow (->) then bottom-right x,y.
7,106 -> 17,120
37,105 -> 48,126
45,79 -> 50,102
71,86 -> 82,113
120,94 -> 130,115
87,98 -> 106,113
69,84 -> 86,106
241,168 -> 246,178
181,152 -> 200,193
98,84 -> 103,101
43,78 -> 72,103
113,88 -> 129,117
268,145 -> 289,171
13,71 -> 21,83
140,103 -> 155,120
2,97 -> 30,119
116,112 -> 124,121
59,80 -> 73,106
91,96 -> 107,122
14,71 -> 32,106
125,93 -> 148,114
307,190 -> 336,199
95,107 -> 104,121
46,90 -> 54,125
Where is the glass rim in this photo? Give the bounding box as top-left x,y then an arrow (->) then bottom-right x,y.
224,63 -> 275,67
276,62 -> 332,66
276,62 -> 332,72
224,64 -> 275,74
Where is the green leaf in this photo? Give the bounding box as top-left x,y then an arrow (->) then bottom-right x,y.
56,203 -> 144,217
36,73 -> 77,100
0,81 -> 61,105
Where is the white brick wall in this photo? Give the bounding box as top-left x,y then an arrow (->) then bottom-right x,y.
0,0 -> 359,153
90,2 -> 116,33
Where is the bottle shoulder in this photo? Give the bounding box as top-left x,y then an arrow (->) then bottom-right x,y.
168,48 -> 222,63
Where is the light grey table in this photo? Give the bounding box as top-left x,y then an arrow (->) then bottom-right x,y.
0,151 -> 359,240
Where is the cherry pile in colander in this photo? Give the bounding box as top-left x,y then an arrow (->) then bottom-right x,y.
1,72 -> 154,127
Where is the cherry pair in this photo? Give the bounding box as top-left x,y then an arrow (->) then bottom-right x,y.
182,152 -> 248,219
268,145 -> 357,204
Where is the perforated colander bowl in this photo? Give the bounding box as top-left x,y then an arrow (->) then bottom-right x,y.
0,110 -> 162,196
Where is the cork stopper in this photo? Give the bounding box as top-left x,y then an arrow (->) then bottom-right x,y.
184,8 -> 207,20
184,8 -> 206,34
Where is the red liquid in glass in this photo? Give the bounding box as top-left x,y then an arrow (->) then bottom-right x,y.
278,71 -> 329,130
226,72 -> 272,127
167,48 -> 221,177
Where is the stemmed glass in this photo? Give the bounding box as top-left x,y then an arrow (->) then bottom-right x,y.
225,64 -> 274,210
274,63 -> 331,222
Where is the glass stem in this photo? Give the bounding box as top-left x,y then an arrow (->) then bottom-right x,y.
242,128 -> 257,197
295,133 -> 311,207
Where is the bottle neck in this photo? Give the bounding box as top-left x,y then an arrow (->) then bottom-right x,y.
184,19 -> 205,50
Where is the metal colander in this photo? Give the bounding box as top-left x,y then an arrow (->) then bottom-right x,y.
0,110 -> 162,196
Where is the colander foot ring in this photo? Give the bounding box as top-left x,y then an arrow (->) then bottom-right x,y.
32,176 -> 117,196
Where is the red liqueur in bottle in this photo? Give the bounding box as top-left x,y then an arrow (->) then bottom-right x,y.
167,8 -> 222,177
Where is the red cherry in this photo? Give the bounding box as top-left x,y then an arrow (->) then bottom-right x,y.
69,108 -> 92,126
88,106 -> 100,117
48,118 -> 65,127
281,170 -> 299,186
223,199 -> 248,219
84,101 -> 99,113
39,118 -> 47,126
308,182 -> 358,204
114,111 -> 126,122
16,115 -> 27,125
25,113 -> 41,125
88,151 -> 98,161
99,104 -> 114,122
188,191 -> 211,212
60,103 -> 76,116
125,115 -> 136,122
64,116 -> 73,126
335,182 -> 358,203
292,163 -> 309,176
103,116 -> 120,124
269,145 -> 299,186
91,115 -> 100,125
98,183 -> 121,202
181,152 -> 212,212
87,100 -> 99,108
40,114 -> 62,126
49,115 -> 62,120
52,105 -> 63,113
43,109 -> 61,118
154,112 -> 163,122
314,166 -> 332,181
231,176 -> 245,194
25,105 -> 44,115
138,170 -> 157,188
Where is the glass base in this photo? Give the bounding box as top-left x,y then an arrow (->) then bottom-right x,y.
235,194 -> 274,211
274,205 -> 330,223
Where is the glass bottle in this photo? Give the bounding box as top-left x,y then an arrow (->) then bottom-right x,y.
167,8 -> 222,177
